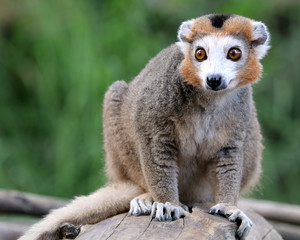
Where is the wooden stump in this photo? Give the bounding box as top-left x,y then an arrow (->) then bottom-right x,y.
75,204 -> 282,240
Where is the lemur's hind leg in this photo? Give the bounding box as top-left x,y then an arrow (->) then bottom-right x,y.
18,181 -> 143,240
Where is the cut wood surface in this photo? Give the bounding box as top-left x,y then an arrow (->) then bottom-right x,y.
74,205 -> 282,240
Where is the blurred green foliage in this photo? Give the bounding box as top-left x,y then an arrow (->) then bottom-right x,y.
0,0 -> 299,204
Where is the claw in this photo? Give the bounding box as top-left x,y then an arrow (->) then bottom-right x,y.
151,201 -> 189,221
129,197 -> 153,216
209,203 -> 224,215
209,204 -> 253,240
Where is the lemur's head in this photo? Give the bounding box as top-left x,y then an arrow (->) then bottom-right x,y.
177,14 -> 270,91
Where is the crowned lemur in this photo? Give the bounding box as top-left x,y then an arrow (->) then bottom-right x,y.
19,14 -> 270,240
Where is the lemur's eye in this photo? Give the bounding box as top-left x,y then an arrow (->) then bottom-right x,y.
195,48 -> 207,61
227,48 -> 242,61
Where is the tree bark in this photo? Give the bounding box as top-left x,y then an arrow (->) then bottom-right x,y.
3,190 -> 300,239
0,189 -> 68,216
74,204 -> 282,240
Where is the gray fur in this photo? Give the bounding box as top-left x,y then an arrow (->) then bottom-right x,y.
103,44 -> 262,239
112,44 -> 261,203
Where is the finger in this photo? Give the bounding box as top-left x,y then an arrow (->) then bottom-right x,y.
227,210 -> 241,222
129,198 -> 140,216
181,204 -> 189,212
236,228 -> 249,240
144,200 -> 152,210
172,207 -> 180,220
238,215 -> 252,239
151,202 -> 158,219
155,203 -> 164,221
164,202 -> 172,221
138,199 -> 151,215
209,203 -> 224,215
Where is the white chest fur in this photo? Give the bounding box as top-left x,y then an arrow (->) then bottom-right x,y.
176,95 -> 234,161
176,112 -> 215,159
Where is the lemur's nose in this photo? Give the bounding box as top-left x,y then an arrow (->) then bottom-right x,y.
206,74 -> 222,90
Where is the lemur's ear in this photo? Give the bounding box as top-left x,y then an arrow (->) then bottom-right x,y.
177,20 -> 194,42
177,20 -> 194,54
251,21 -> 270,59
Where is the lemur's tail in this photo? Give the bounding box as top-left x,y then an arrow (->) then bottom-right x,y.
18,181 -> 143,240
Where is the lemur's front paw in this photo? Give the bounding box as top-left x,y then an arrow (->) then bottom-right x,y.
129,193 -> 153,216
209,203 -> 253,240
151,202 -> 189,221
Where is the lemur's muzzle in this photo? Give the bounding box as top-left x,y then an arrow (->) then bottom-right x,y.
206,74 -> 227,91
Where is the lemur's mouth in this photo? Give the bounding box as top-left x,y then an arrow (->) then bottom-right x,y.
206,82 -> 228,91
207,79 -> 234,91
